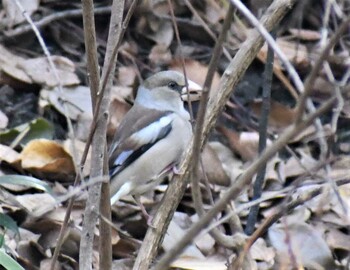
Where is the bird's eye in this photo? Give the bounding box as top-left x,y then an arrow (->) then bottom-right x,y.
168,81 -> 177,89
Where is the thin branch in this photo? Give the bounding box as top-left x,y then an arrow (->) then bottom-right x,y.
79,0 -> 103,267
166,0 -> 194,120
190,3 -> 238,249
245,30 -> 275,235
2,7 -> 111,39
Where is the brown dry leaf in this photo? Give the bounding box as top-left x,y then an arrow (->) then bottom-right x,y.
282,150 -> 320,178
163,217 -> 205,259
291,123 -> 332,143
268,221 -> 335,269
312,76 -> 336,97
40,258 -> 62,270
200,144 -> 230,186
16,193 -> 56,213
250,238 -> 275,265
22,219 -> 63,250
263,156 -> 283,189
2,0 -> 39,27
0,44 -> 32,84
0,44 -> 79,87
19,56 -> 79,87
40,85 -> 93,141
118,66 -> 137,87
325,228 -> 350,252
149,44 -> 172,65
138,16 -> 173,47
260,39 -> 310,69
218,127 -> 272,161
205,0 -> 226,24
250,100 -> 297,130
112,237 -> 140,259
329,155 -> 350,180
20,139 -> 75,180
170,59 -> 221,97
40,85 -> 92,121
289,29 -> 322,41
209,142 -> 244,184
63,139 -> 91,177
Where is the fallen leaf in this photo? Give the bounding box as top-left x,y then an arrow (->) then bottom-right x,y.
268,221 -> 335,269
20,139 -> 75,181
2,0 -> 39,27
0,44 -> 79,87
218,127 -> 272,161
249,100 -> 297,130
289,29 -> 321,41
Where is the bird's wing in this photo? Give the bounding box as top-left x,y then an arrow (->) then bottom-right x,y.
109,106 -> 174,177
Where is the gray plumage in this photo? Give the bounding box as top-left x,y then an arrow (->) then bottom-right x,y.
109,71 -> 201,204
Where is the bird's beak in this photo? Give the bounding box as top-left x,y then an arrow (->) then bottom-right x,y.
181,80 -> 202,102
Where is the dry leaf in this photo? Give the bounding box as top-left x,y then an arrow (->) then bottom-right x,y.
250,238 -> 275,264
209,142 -> 244,184
2,0 -> 39,27
250,100 -> 297,130
0,45 -> 79,87
260,39 -> 310,69
163,218 -> 205,259
16,193 -> 56,213
200,144 -> 230,186
268,221 -> 335,269
118,66 -> 137,87
149,44 -> 172,65
289,29 -> 321,41
20,139 -> 75,180
218,127 -> 272,161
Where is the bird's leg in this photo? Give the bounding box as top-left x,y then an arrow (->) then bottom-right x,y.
133,195 -> 155,227
157,162 -> 183,178
172,165 -> 183,175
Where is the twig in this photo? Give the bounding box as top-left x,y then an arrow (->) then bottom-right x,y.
245,30 -> 275,235
166,0 -> 194,120
2,7 -> 111,39
190,3 -> 238,249
78,0 -> 103,267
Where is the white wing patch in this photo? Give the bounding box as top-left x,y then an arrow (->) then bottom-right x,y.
114,150 -> 133,166
130,114 -> 174,145
110,182 -> 132,204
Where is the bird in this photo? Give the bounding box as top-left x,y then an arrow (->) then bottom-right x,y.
108,70 -> 202,223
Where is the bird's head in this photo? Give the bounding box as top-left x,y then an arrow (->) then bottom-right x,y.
139,71 -> 202,109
